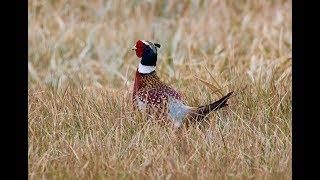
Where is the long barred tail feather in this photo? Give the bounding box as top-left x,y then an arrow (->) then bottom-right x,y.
187,91 -> 233,122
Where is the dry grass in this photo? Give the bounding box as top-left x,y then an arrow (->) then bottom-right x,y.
28,0 -> 292,179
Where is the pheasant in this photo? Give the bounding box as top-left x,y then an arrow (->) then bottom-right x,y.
131,40 -> 233,128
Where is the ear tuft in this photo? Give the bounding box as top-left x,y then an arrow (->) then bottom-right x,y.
154,43 -> 161,48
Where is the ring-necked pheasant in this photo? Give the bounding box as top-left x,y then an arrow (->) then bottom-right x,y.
131,40 -> 233,128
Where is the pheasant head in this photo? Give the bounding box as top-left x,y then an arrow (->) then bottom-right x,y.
132,40 -> 161,74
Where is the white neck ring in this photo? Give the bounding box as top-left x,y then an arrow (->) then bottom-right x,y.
138,63 -> 156,74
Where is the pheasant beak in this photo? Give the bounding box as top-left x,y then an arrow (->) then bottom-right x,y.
131,45 -> 137,51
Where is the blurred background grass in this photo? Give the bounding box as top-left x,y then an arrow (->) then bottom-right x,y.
28,0 -> 291,90
28,0 -> 291,179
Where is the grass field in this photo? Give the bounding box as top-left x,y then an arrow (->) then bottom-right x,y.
28,0 -> 292,179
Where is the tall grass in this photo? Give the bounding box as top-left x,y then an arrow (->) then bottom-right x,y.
28,0 -> 292,179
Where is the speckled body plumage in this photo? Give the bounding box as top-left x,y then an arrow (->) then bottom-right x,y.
132,70 -> 188,126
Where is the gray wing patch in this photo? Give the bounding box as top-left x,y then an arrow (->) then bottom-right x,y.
168,97 -> 191,127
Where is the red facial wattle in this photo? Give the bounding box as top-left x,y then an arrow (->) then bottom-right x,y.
136,48 -> 143,58
135,40 -> 144,58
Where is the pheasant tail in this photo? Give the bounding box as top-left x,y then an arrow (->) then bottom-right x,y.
188,92 -> 233,121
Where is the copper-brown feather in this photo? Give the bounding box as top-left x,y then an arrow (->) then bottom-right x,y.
132,70 -> 183,122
